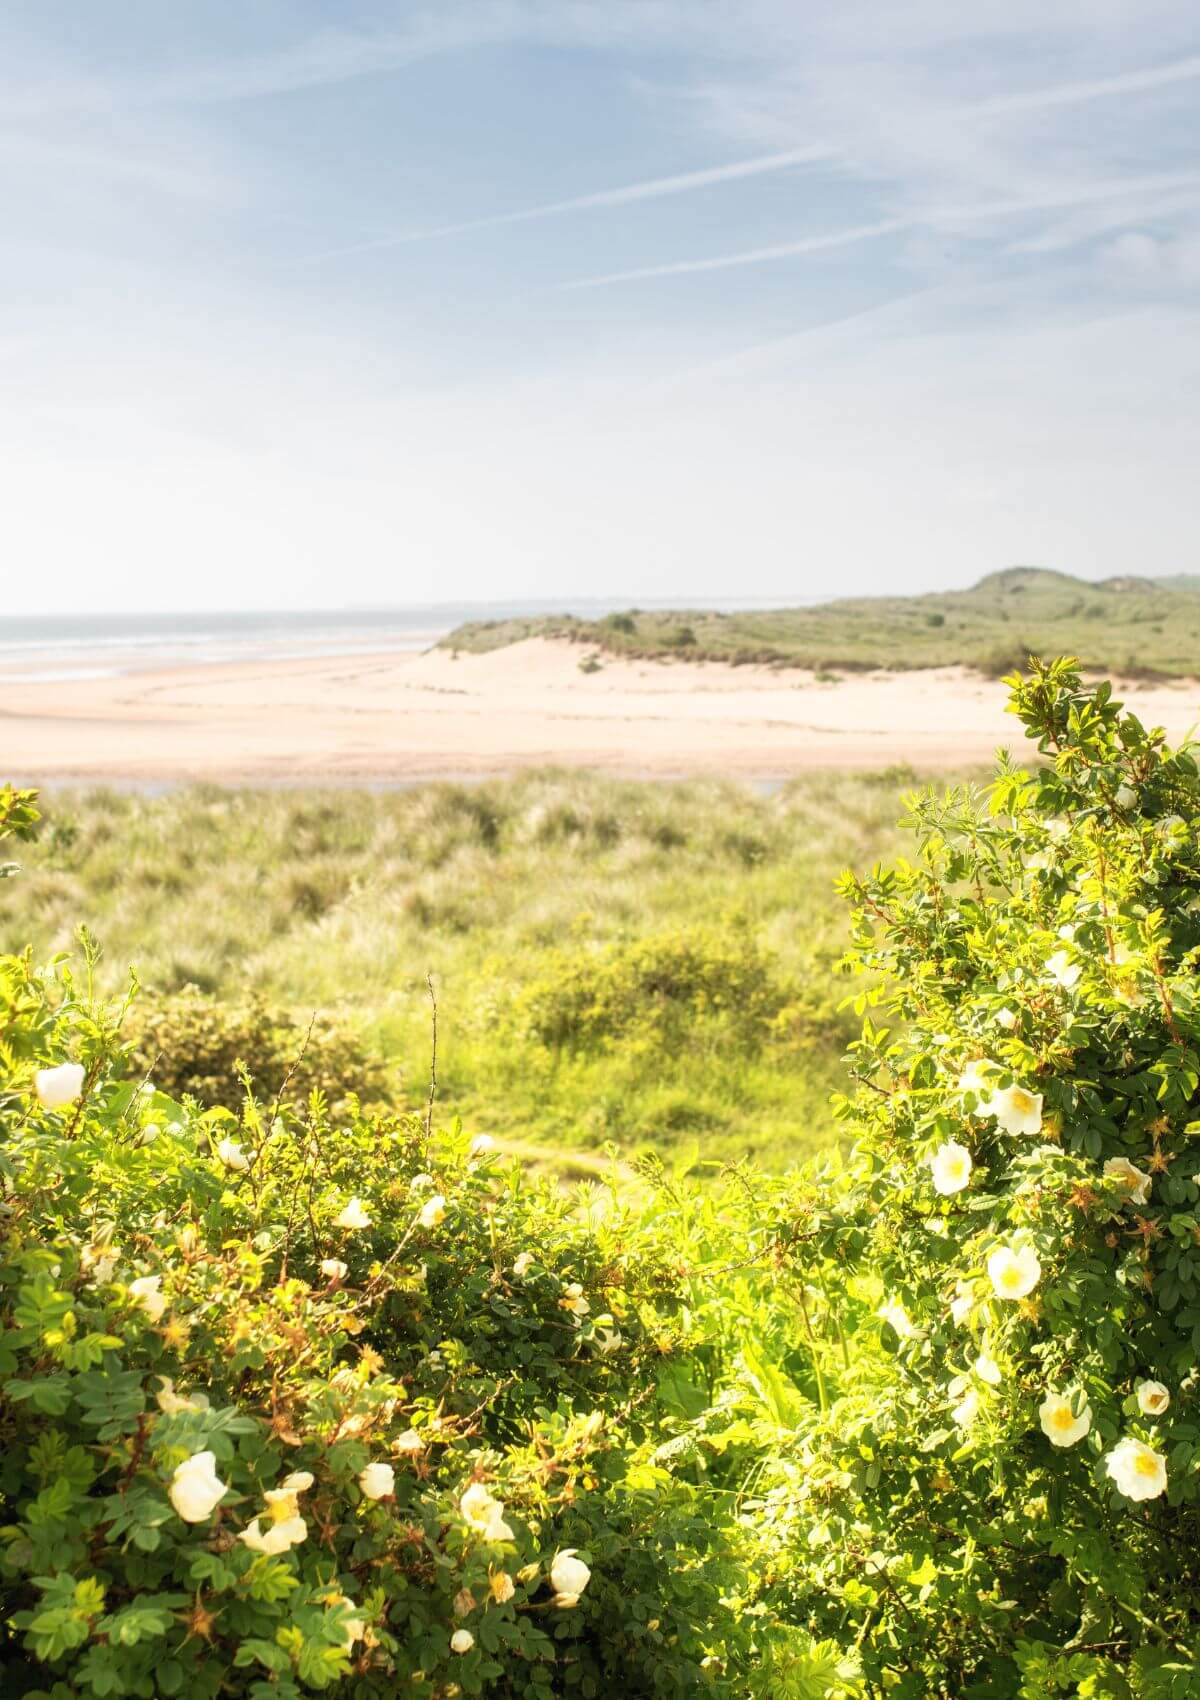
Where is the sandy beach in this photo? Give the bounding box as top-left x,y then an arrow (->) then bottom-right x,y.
3,638 -> 1199,784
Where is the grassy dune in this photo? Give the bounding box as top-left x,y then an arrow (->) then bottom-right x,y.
441,566 -> 1200,678
1,770 -> 950,1167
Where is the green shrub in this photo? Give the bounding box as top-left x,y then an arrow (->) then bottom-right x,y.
123,988 -> 388,1113
0,785 -> 824,1695
0,977 -> 790,1697
510,928 -> 791,1055
745,659 -> 1200,1692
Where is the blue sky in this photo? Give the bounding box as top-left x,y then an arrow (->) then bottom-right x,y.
3,2 -> 1199,611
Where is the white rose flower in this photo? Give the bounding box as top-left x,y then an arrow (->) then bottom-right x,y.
264,1485 -> 304,1520
450,1629 -> 475,1654
973,1353 -> 1002,1387
595,1327 -> 623,1355
1136,1380 -> 1170,1416
320,1258 -> 348,1281
1046,949 -> 1082,990
335,1198 -> 371,1230
560,1282 -> 590,1317
931,1141 -> 973,1196
995,1007 -> 1017,1030
156,1377 -> 208,1416
1025,849 -> 1053,872
216,1137 -> 250,1172
281,1471 -> 314,1493
81,1243 -> 119,1284
239,1513 -> 307,1553
409,1173 -> 435,1192
35,1061 -> 85,1109
878,1299 -> 916,1338
512,1252 -> 535,1276
1046,817 -> 1071,841
394,1428 -> 424,1455
949,1283 -> 975,1328
1104,1156 -> 1152,1207
358,1462 -> 395,1500
128,1274 -> 167,1322
1115,783 -> 1138,810
550,1549 -> 591,1606
419,1194 -> 447,1229
987,1243 -> 1041,1301
1105,1436 -> 1167,1501
988,1084 -> 1043,1138
469,1134 -> 496,1157
333,1597 -> 366,1648
951,1384 -> 979,1428
1056,923 -> 1077,941
958,1060 -> 998,1105
168,1450 -> 228,1523
489,1570 -> 516,1604
1039,1390 -> 1091,1447
460,1482 -> 515,1541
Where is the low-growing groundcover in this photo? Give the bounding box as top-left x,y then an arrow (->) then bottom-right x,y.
8,655 -> 1200,1698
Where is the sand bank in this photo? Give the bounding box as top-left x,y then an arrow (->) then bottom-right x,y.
3,639 -> 1198,784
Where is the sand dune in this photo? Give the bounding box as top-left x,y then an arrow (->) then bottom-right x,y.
3,638 -> 1199,783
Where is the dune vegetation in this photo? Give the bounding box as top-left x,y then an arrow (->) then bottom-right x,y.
0,768 -> 939,1170
440,566 -> 1200,680
4,660 -> 1200,1697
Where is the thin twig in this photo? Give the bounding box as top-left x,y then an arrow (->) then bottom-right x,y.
265,1012 -> 317,1137
425,972 -> 438,1138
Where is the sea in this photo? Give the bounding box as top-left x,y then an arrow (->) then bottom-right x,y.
0,598 -> 795,683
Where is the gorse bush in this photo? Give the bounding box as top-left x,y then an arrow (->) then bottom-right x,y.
741,659 -> 1200,1695
123,988 -> 388,1113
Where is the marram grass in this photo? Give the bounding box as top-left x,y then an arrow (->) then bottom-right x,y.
0,769 -> 944,1169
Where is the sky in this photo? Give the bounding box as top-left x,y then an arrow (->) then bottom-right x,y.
2,1 -> 1199,613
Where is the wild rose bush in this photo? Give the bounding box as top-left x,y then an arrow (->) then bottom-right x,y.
0,790 -> 822,1698
17,653 -> 1200,1700
742,660 -> 1200,1696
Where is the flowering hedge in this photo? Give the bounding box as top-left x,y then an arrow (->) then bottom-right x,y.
0,785 -> 824,1698
741,659 -> 1200,1695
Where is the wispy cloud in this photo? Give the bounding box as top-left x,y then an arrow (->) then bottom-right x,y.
962,52 -> 1200,118
311,144 -> 837,260
566,165 -> 1200,288
566,219 -> 905,288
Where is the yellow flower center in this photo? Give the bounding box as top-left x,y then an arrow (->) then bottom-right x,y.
1011,1090 -> 1034,1114
1133,1451 -> 1158,1478
999,1268 -> 1021,1293
1051,1408 -> 1074,1431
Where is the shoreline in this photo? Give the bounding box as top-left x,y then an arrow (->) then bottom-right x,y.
3,638 -> 1199,785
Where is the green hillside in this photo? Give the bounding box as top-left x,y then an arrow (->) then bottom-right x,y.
441,566 -> 1200,677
